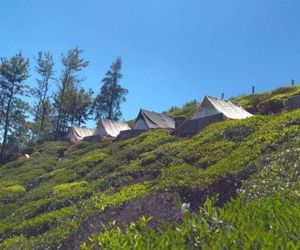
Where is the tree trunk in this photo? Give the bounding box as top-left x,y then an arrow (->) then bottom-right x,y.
40,79 -> 49,133
78,115 -> 82,126
107,75 -> 117,120
0,84 -> 14,162
40,101 -> 46,132
55,87 -> 65,138
30,98 -> 42,143
55,72 -> 69,138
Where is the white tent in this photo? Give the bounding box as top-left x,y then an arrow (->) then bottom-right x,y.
192,96 -> 253,120
67,126 -> 95,142
94,119 -> 131,138
133,109 -> 175,130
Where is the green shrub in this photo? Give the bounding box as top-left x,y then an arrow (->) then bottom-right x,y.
53,181 -> 89,199
6,206 -> 76,238
68,141 -> 110,158
76,150 -> 108,168
1,160 -> 24,170
83,194 -> 300,250
36,141 -> 68,156
0,183 -> 26,203
0,235 -> 27,250
93,182 -> 151,211
157,164 -> 203,191
239,146 -> 300,201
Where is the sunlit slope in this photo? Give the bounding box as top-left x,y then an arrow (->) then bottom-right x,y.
162,85 -> 300,118
233,84 -> 300,114
0,109 -> 299,249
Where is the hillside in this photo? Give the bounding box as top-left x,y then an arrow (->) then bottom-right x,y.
128,85 -> 300,125
165,100 -> 199,119
0,91 -> 300,248
232,84 -> 300,114
162,85 -> 300,119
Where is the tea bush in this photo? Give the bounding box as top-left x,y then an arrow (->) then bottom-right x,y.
83,193 -> 300,250
53,181 -> 90,199
93,182 -> 151,211
0,183 -> 26,203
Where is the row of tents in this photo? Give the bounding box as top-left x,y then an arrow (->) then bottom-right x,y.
67,95 -> 254,143
67,92 -> 300,142
67,120 -> 131,142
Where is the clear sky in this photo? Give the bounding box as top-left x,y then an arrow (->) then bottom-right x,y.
1,0 -> 300,125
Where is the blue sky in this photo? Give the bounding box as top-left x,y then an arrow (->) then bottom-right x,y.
1,0 -> 300,125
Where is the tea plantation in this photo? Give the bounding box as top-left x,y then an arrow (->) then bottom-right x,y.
0,103 -> 300,248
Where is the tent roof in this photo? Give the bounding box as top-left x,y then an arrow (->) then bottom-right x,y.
67,126 -> 95,141
94,119 -> 131,137
134,109 -> 175,129
192,96 -> 253,120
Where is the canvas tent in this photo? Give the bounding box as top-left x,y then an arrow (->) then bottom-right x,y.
192,96 -> 253,120
133,109 -> 175,130
67,126 -> 95,142
94,119 -> 130,137
117,109 -> 175,140
175,96 -> 253,136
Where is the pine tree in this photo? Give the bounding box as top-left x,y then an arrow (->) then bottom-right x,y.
54,48 -> 89,137
94,57 -> 128,121
73,88 -> 94,126
31,52 -> 55,142
0,53 -> 30,161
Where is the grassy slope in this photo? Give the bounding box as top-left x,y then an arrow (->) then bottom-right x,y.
128,84 -> 300,124
164,100 -> 199,119
0,92 -> 300,248
232,84 -> 300,114
164,84 -> 300,118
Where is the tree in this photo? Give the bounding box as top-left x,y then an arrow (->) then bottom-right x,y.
54,48 -> 89,137
35,52 -> 55,132
73,87 -> 94,126
0,53 -> 30,161
94,57 -> 128,121
31,52 -> 55,142
55,83 -> 93,127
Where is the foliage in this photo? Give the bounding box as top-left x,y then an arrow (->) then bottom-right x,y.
54,47 -> 89,136
0,105 -> 300,248
0,183 -> 26,203
31,51 -> 55,143
0,52 -> 30,162
93,57 -> 128,121
53,181 -> 89,199
83,194 -> 300,250
93,182 -> 150,211
239,146 -> 300,201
